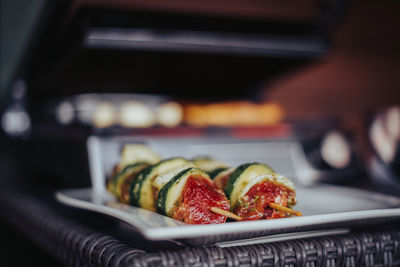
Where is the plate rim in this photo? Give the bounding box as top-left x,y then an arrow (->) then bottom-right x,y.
56,186 -> 400,241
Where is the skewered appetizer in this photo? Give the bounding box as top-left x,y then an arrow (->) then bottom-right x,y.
107,145 -> 301,224
192,156 -> 229,178
117,144 -> 161,171
107,146 -> 232,224
156,167 -> 231,224
107,144 -> 161,202
214,163 -> 300,220
108,162 -> 149,203
131,157 -> 195,212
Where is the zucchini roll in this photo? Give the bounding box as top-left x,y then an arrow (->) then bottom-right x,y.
131,158 -> 194,212
156,167 -> 230,224
192,156 -> 229,178
106,144 -> 160,202
117,163 -> 150,204
118,144 -> 161,170
216,163 -> 299,220
106,145 -> 301,224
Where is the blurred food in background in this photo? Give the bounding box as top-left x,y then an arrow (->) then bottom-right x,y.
369,105 -> 400,186
52,94 -> 183,129
50,94 -> 286,129
294,128 -> 365,186
0,0 -> 399,193
184,101 -> 284,127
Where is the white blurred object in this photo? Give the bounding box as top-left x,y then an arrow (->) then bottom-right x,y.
386,106 -> 400,143
156,102 -> 183,127
75,94 -> 100,124
57,94 -> 174,128
369,105 -> 400,185
1,109 -> 31,136
291,143 -> 320,185
56,101 -> 74,125
1,80 -> 31,137
370,106 -> 400,165
370,115 -> 395,164
93,101 -> 116,128
321,131 -> 351,169
119,101 -> 155,128
292,130 -> 359,186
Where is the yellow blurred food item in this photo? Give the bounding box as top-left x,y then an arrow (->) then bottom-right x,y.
119,101 -> 156,128
156,102 -> 183,127
184,101 -> 284,127
93,101 -> 116,128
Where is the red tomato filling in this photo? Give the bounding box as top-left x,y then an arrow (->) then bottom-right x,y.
214,173 -> 231,190
234,181 -> 295,221
173,176 -> 230,224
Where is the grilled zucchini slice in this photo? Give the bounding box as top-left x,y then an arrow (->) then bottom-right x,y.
131,157 -> 190,211
224,163 -> 274,208
115,162 -> 149,203
119,144 -> 161,170
156,167 -> 210,216
114,162 -> 148,198
107,163 -> 144,195
152,163 -> 196,190
208,167 -> 229,179
192,156 -> 228,177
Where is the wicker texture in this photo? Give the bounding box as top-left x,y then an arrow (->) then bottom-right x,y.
0,188 -> 400,267
0,189 -> 145,266
178,216 -> 400,246
126,231 -> 400,266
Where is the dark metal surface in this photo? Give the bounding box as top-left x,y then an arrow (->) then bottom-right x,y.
85,28 -> 326,58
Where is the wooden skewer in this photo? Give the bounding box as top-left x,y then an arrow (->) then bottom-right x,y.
269,203 -> 302,216
210,207 -> 242,221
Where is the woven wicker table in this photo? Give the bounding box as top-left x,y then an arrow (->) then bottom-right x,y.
0,184 -> 399,267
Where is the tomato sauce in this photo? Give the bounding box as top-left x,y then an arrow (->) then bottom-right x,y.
173,176 -> 230,224
234,181 -> 295,221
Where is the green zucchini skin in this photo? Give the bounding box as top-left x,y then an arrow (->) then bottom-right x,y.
156,168 -> 192,216
109,162 -> 146,195
224,163 -> 254,198
208,167 -> 228,179
117,162 -> 150,203
130,164 -> 153,206
224,162 -> 274,208
192,157 -> 228,176
130,157 -> 189,211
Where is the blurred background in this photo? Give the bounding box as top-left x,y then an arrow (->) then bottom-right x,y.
1,0 -> 400,264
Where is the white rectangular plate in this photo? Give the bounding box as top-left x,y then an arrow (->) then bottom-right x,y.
56,184 -> 400,246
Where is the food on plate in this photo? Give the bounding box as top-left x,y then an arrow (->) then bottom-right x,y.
131,158 -> 194,212
156,167 -> 231,224
106,145 -> 301,224
192,156 -> 229,178
118,144 -> 161,171
113,163 -> 149,204
106,144 -> 160,195
212,167 -> 235,190
222,163 -> 275,208
216,163 -> 300,220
